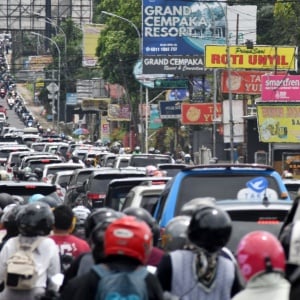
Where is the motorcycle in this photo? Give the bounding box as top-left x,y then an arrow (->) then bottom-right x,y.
0,88 -> 6,99
7,97 -> 14,109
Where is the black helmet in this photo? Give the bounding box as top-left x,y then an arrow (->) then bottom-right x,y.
1,204 -> 21,233
187,206 -> 232,253
91,215 -> 120,263
123,207 -> 160,246
16,202 -> 54,237
84,208 -> 121,240
162,215 -> 191,252
33,168 -> 43,179
0,193 -> 15,209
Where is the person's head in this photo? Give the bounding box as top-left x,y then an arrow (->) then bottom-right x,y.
0,170 -> 10,180
0,193 -> 15,209
72,205 -> 91,239
180,197 -> 216,217
187,205 -> 232,253
16,202 -> 54,237
0,203 -> 20,236
104,216 -> 153,265
123,207 -> 160,247
28,194 -> 44,204
53,205 -> 75,233
236,231 -> 285,282
84,207 -> 121,242
162,215 -> 191,251
90,214 -> 121,263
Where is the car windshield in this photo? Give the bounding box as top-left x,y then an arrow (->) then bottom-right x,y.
175,175 -> 281,216
140,195 -> 161,215
130,156 -> 172,167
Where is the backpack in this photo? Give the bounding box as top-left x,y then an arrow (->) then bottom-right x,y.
92,264 -> 148,300
5,237 -> 44,290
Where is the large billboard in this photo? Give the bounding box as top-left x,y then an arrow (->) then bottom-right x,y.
82,24 -> 105,67
257,104 -> 300,143
142,1 -> 257,74
261,75 -> 300,102
205,45 -> 297,71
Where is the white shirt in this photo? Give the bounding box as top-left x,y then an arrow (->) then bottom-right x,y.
0,235 -> 61,289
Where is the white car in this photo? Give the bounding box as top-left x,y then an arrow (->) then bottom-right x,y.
121,182 -> 166,215
42,163 -> 83,183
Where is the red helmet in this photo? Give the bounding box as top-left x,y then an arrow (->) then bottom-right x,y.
104,216 -> 153,264
236,231 -> 285,282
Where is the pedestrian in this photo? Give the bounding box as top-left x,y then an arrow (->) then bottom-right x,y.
50,205 -> 90,274
156,205 -> 243,299
60,216 -> 164,300
232,231 -> 290,300
0,202 -> 61,300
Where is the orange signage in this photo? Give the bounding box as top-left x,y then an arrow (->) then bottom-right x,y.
205,45 -> 297,71
181,103 -> 222,125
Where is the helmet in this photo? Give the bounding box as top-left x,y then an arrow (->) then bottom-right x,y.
104,216 -> 153,264
91,214 -> 121,263
187,206 -> 232,253
33,168 -> 43,179
84,207 -> 120,240
123,207 -> 160,246
28,194 -> 44,204
0,193 -> 15,209
236,231 -> 285,282
0,170 -> 9,180
148,147 -> 155,154
72,205 -> 91,226
145,165 -> 157,176
1,204 -> 20,233
162,215 -> 191,251
38,195 -> 60,208
16,202 -> 54,236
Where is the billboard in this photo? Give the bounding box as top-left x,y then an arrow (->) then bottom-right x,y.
142,2 -> 257,74
205,45 -> 297,71
107,104 -> 131,121
159,101 -> 182,119
82,24 -> 105,67
221,70 -> 286,95
181,103 -> 222,125
261,75 -> 300,101
257,104 -> 300,143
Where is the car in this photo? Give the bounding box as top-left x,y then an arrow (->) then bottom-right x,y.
121,182 -> 166,214
104,177 -> 170,212
6,150 -> 35,175
0,144 -> 31,165
64,167 -> 101,207
154,163 -> 291,228
283,178 -> 300,200
50,170 -> 75,201
80,168 -> 146,209
42,163 -> 84,183
0,181 -> 62,205
128,153 -> 174,167
113,154 -> 132,168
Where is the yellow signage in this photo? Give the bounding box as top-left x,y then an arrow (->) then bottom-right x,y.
205,45 -> 297,71
82,24 -> 106,67
257,104 -> 300,143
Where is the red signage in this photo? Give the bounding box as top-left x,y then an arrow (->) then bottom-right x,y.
221,70 -> 286,95
181,103 -> 222,125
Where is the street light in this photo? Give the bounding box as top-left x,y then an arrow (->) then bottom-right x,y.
101,11 -> 144,151
31,32 -> 61,131
32,12 -> 67,61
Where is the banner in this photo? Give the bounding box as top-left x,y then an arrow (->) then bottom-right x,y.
257,104 -> 300,143
82,24 -> 105,67
81,98 -> 110,111
159,101 -> 182,119
100,116 -> 110,144
261,75 -> 300,101
142,2 -> 256,74
181,103 -> 222,125
221,70 -> 285,94
149,104 -> 162,129
107,104 -> 131,121
205,45 -> 297,71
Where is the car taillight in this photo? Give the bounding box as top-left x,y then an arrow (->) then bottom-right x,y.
257,218 -> 280,224
87,192 -> 106,200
